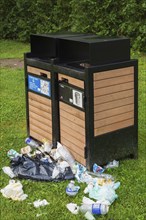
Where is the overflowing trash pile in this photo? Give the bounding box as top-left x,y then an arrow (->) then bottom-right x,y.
1,137 -> 120,219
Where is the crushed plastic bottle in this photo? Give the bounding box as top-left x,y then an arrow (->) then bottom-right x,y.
7,149 -> 21,159
79,203 -> 109,215
57,142 -> 75,166
66,180 -> 80,196
25,137 -> 40,148
93,163 -> 104,174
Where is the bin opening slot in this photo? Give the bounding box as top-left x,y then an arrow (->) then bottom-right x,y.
40,72 -> 47,78
61,77 -> 69,83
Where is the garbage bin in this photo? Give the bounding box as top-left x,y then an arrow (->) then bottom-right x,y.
54,36 -> 138,170
24,33 -> 93,145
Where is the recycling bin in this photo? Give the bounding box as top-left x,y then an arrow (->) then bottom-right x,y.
53,36 -> 138,170
24,33 -> 93,145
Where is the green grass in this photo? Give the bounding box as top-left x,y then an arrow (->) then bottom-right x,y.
0,40 -> 146,220
0,40 -> 30,59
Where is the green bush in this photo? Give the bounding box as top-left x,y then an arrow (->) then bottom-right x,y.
1,0 -> 146,51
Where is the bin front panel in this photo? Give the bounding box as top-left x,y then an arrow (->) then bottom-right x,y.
27,65 -> 52,143
94,66 -> 134,136
58,73 -> 86,165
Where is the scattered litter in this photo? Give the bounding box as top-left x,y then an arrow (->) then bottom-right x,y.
89,184 -> 118,204
25,137 -> 40,148
82,196 -> 95,205
84,211 -> 95,220
104,160 -> 119,169
56,142 -> 75,167
66,180 -> 80,196
33,199 -> 49,208
93,163 -> 105,174
2,166 -> 16,178
10,155 -> 74,181
21,146 -> 32,155
79,203 -> 109,215
0,180 -> 28,201
42,141 -> 53,153
7,149 -> 21,159
66,203 -> 79,214
84,182 -> 94,194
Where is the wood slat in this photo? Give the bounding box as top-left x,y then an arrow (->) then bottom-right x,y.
94,67 -> 134,81
27,66 -> 50,78
58,74 -> 84,88
95,118 -> 134,136
61,136 -> 85,159
94,82 -> 134,97
29,98 -> 51,113
30,130 -> 52,143
94,89 -> 134,105
94,104 -> 134,120
30,124 -> 52,140
94,96 -> 134,113
60,116 -> 85,136
60,110 -> 85,128
29,105 -> 52,120
28,92 -> 51,106
60,102 -> 85,120
94,111 -> 134,128
61,137 -> 86,166
94,74 -> 134,89
60,123 -> 85,144
61,129 -> 85,149
29,111 -> 52,127
29,117 -> 52,134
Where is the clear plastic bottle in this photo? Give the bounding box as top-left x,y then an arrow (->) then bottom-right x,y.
25,137 -> 40,148
79,203 -> 109,215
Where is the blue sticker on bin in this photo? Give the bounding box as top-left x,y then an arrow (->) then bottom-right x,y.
28,75 -> 51,97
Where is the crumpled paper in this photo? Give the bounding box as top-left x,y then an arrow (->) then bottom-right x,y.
1,180 -> 28,201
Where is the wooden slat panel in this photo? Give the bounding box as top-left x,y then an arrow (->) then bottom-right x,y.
95,118 -> 134,136
60,117 -> 85,136
29,117 -> 52,134
28,92 -> 51,106
61,129 -> 85,149
94,74 -> 134,89
94,82 -> 134,97
60,110 -> 85,128
94,90 -> 134,105
94,96 -> 134,113
94,67 -> 134,81
30,124 -> 52,140
61,136 -> 85,159
58,74 -> 84,88
95,111 -> 134,128
60,123 -> 85,144
94,104 -> 134,120
27,66 -> 50,78
30,130 -> 52,143
29,111 -> 52,127
61,137 -> 86,166
60,102 -> 85,120
29,105 -> 52,120
29,98 -> 51,113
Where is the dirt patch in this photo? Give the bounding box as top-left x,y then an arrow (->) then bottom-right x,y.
0,58 -> 24,69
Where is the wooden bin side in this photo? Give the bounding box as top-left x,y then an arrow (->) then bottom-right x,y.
94,66 -> 134,136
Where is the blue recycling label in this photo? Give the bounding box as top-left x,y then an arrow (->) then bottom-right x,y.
28,75 -> 51,97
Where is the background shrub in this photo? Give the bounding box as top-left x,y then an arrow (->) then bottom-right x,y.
0,0 -> 146,51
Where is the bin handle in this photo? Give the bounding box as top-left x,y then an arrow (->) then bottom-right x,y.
61,77 -> 68,83
40,72 -> 47,78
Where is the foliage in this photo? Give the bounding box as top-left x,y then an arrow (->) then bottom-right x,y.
0,0 -> 146,51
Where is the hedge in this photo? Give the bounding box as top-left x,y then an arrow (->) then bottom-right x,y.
0,0 -> 146,51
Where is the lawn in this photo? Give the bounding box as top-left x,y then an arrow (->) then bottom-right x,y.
0,40 -> 146,220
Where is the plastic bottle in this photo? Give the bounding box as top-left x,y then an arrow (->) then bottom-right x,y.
25,137 -> 40,148
79,203 -> 109,215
